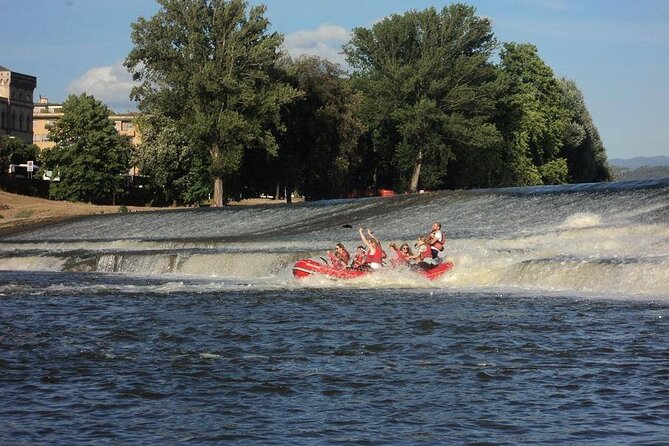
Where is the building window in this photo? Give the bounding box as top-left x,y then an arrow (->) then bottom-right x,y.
122,121 -> 134,131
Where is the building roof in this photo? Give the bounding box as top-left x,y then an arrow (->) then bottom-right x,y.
0,65 -> 9,71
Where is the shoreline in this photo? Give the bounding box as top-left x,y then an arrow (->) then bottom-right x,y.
0,190 -> 302,238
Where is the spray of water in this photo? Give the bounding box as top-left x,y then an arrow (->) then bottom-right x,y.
1,179 -> 667,298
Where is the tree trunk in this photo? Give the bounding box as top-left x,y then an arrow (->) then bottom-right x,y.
285,185 -> 292,204
409,149 -> 423,193
213,177 -> 224,207
275,182 -> 280,200
211,144 -> 224,207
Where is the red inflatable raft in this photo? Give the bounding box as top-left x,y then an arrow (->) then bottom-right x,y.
292,259 -> 454,281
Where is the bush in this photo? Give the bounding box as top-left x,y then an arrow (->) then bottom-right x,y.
118,205 -> 129,213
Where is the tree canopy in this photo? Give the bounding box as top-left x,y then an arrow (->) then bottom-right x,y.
116,1 -> 612,204
40,94 -> 131,203
0,136 -> 39,172
125,0 -> 299,206
344,4 -> 505,192
272,56 -> 366,200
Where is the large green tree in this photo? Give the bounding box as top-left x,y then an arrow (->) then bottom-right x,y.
40,94 -> 130,203
273,56 -> 366,200
557,78 -> 612,182
344,4 -> 504,192
497,42 -> 571,185
125,0 -> 299,206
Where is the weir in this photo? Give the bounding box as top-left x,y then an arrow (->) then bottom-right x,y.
1,179 -> 668,297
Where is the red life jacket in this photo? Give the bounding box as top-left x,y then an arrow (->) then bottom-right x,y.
419,245 -> 432,260
366,247 -> 384,264
352,253 -> 366,269
396,250 -> 409,262
429,230 -> 445,251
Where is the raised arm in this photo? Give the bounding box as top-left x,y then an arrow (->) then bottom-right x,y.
359,228 -> 372,249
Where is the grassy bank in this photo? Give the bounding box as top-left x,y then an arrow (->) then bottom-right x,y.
0,191 -> 301,237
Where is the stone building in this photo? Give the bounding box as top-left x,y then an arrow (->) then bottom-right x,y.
32,96 -> 141,151
0,65 -> 37,144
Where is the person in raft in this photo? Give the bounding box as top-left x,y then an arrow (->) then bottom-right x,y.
408,236 -> 436,269
326,243 -> 350,270
427,222 -> 445,261
350,245 -> 368,270
389,242 -> 412,267
359,228 -> 386,269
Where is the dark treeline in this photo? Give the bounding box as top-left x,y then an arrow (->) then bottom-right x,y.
33,1 -> 611,206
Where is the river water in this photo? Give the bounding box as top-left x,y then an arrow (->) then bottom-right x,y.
1,179 -> 667,444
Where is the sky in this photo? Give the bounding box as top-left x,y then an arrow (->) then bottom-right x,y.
1,0 -> 667,159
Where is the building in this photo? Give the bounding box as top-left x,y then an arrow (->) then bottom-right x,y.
0,65 -> 37,144
32,96 -> 141,150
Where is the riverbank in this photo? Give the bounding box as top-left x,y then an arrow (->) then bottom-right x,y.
0,191 -> 302,237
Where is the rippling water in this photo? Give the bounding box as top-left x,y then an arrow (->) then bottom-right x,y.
1,271 -> 667,445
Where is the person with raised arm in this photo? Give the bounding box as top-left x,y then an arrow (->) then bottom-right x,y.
359,228 -> 386,269
389,242 -> 412,267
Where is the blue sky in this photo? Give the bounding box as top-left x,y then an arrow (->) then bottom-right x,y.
1,0 -> 667,159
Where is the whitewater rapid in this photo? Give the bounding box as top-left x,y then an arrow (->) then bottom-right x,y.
1,179 -> 667,299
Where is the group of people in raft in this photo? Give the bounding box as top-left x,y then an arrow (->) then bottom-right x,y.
326,222 -> 446,271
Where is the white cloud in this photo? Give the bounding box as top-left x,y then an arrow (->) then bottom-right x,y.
68,61 -> 136,112
283,24 -> 351,67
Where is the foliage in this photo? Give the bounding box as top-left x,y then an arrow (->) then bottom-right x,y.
539,158 -> 569,184
133,113 -> 202,205
345,4 -> 505,192
0,136 -> 39,172
557,78 -> 612,182
40,94 -> 131,203
270,56 -> 366,200
120,2 -> 613,203
118,205 -> 129,213
496,43 -> 571,185
125,0 -> 299,206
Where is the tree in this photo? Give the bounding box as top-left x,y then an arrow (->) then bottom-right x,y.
133,113 -> 202,206
0,136 -> 39,172
40,94 -> 130,203
273,56 -> 366,200
125,0 -> 299,206
497,43 -> 571,185
344,4 -> 503,192
557,78 -> 612,182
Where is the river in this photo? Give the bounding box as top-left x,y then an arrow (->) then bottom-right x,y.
1,179 -> 667,444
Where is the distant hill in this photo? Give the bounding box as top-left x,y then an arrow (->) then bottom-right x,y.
612,165 -> 669,181
609,156 -> 669,169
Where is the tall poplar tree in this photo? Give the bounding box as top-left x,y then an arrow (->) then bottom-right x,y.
125,0 -> 298,206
